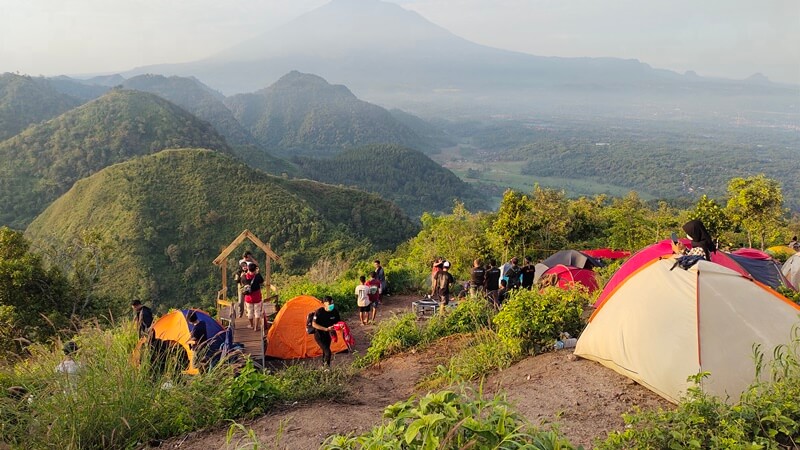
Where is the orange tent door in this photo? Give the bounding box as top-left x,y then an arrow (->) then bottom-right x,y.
266,295 -> 348,359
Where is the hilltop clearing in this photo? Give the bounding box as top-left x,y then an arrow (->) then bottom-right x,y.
164,295 -> 669,449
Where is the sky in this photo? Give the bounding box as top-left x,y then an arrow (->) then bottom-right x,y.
1,0 -> 798,84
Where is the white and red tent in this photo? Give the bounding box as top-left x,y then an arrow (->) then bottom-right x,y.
576,258 -> 800,404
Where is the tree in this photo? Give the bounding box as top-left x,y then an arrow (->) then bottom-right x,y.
603,192 -> 652,251
0,227 -> 73,356
689,195 -> 732,246
726,175 -> 785,249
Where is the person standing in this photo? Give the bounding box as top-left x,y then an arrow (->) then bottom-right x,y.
132,300 -> 153,337
430,257 -> 443,296
504,257 -> 522,290
521,256 -> 536,290
373,260 -> 387,297
367,272 -> 382,322
233,260 -> 249,318
433,261 -> 455,310
243,262 -> 265,331
312,296 -> 341,368
355,275 -> 371,325
484,259 -> 501,295
469,259 -> 485,296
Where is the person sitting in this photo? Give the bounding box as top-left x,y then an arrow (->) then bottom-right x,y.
672,219 -> 715,261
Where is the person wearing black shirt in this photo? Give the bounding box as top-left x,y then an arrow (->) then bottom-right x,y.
521,256 -> 536,290
312,296 -> 341,368
484,259 -> 501,293
132,300 -> 153,337
188,311 -> 207,349
469,259 -> 485,296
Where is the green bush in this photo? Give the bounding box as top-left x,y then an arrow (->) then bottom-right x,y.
354,313 -> 424,368
422,330 -> 515,388
321,388 -> 581,450
424,297 -> 495,341
493,287 -> 590,356
277,278 -> 358,313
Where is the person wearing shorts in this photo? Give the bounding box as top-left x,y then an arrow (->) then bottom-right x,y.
243,262 -> 265,331
355,275 -> 372,325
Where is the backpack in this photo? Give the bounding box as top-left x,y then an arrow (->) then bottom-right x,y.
306,311 -> 316,334
506,267 -> 521,288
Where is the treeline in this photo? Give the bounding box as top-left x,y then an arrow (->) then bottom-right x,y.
295,143 -> 488,217
389,174 -> 793,284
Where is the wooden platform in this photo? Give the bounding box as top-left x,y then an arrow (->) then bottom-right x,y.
217,300 -> 275,367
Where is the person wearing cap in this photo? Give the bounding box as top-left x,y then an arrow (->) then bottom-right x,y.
311,296 -> 341,368
131,299 -> 153,337
430,257 -> 443,296
432,261 -> 455,310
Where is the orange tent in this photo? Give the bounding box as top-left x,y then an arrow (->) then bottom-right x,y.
266,295 -> 348,359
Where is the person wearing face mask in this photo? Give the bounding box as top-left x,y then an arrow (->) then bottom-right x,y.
311,296 -> 341,368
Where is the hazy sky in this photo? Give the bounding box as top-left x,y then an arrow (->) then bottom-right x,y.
1,0 -> 798,84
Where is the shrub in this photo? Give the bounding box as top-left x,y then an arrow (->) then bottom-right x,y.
354,313 -> 424,367
422,330 -> 515,388
493,286 -> 590,356
424,297 -> 495,341
321,388 -> 581,450
277,278 -> 358,313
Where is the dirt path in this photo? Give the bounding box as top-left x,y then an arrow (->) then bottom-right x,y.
164,295 -> 671,449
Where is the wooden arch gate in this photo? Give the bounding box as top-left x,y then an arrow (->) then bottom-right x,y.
212,229 -> 280,304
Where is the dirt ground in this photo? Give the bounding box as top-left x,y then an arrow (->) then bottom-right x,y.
163,295 -> 671,450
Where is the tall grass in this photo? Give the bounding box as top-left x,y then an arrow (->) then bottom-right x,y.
0,322 -> 352,449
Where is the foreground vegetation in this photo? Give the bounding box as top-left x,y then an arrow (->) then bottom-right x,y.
0,324 -> 348,449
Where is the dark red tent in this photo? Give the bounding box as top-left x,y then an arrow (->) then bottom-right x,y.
582,248 -> 631,259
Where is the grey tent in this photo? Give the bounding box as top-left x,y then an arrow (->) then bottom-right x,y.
533,250 -> 604,283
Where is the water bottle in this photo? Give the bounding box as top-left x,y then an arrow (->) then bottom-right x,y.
555,340 -> 565,350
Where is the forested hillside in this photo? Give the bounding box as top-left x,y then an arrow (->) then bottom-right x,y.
224,71 -> 429,156
122,74 -> 258,147
24,149 -> 418,309
0,73 -> 81,141
0,89 -> 230,229
296,143 -> 488,216
122,74 -> 300,176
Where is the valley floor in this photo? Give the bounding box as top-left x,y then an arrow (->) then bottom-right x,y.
163,295 -> 670,450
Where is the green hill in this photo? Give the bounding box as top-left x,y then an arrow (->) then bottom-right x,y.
24,149 -> 418,309
0,73 -> 81,141
295,144 -> 488,216
121,74 -> 300,176
224,71 -> 429,157
0,89 -> 230,229
122,74 -> 257,147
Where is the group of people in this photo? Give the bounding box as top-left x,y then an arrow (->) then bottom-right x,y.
233,251 -> 266,331
354,260 -> 386,325
427,256 -> 538,309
